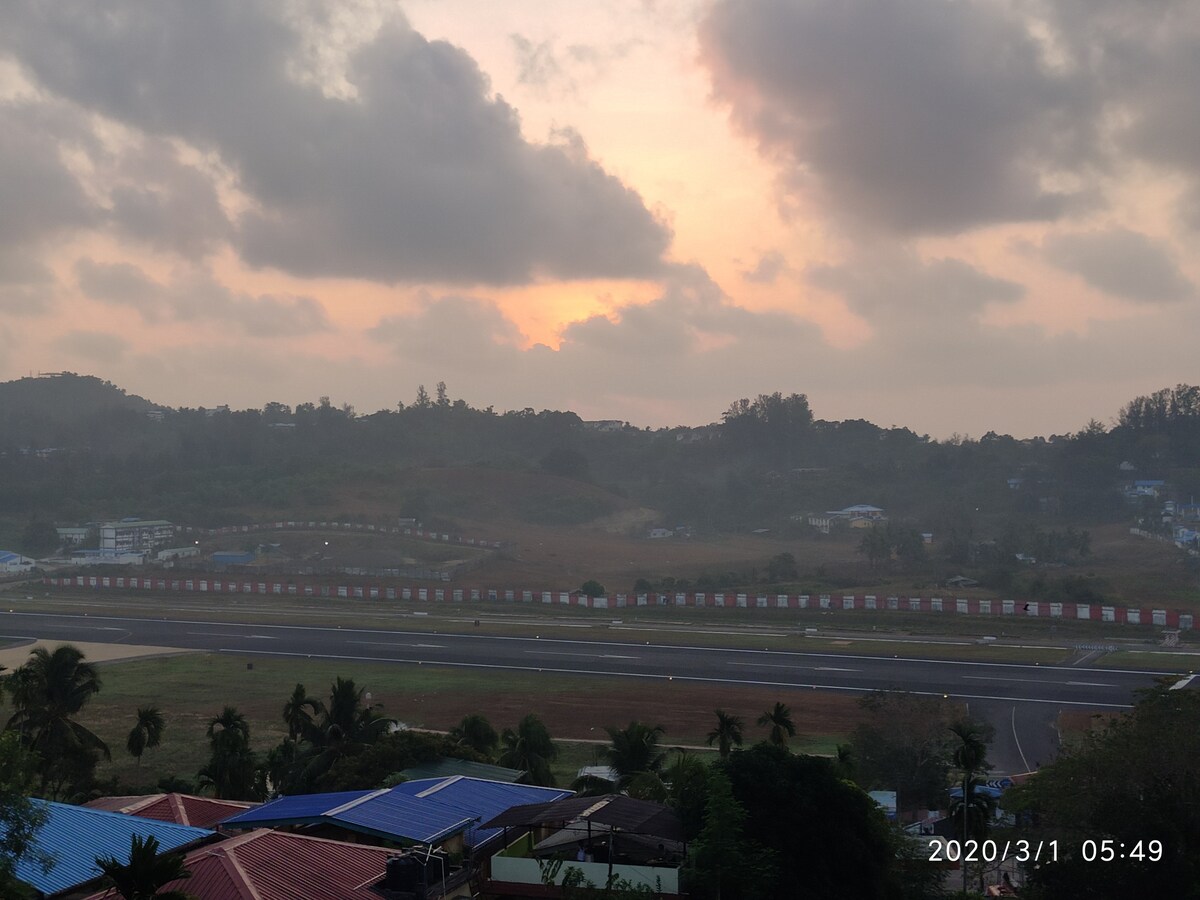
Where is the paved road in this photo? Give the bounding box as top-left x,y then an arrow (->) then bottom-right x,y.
0,609 -> 1171,773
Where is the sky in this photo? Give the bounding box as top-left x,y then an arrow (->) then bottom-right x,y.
2,0 -> 1199,438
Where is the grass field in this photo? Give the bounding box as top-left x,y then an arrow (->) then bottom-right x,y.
79,652 -> 865,792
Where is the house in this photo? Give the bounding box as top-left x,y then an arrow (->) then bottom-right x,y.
9,800 -> 212,896
55,526 -> 90,546
221,776 -> 571,858
83,792 -> 254,830
482,794 -> 685,898
1126,480 -> 1166,500
821,505 -> 888,530
399,757 -> 525,784
648,528 -> 673,539
0,550 -> 36,573
81,829 -> 405,900
945,575 -> 979,589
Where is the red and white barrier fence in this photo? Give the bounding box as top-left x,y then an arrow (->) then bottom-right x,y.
41,576 -> 1193,629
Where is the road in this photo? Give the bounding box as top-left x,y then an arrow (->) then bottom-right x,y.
0,609 -> 1171,774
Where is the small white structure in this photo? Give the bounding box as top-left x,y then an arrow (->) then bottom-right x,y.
0,551 -> 36,573
157,546 -> 200,562
648,528 -> 673,539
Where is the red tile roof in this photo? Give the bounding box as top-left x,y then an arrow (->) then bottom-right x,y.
84,829 -> 395,900
84,793 -> 254,829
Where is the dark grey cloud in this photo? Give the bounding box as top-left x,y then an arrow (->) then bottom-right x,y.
700,0 -> 1100,235
106,139 -> 232,257
1041,229 -> 1193,303
74,258 -> 330,337
3,2 -> 670,284
0,103 -> 97,249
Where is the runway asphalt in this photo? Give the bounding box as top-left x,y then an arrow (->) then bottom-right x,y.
0,608 -> 1173,774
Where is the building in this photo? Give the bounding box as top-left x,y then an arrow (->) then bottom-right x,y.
55,526 -> 90,546
84,793 -> 254,830
0,550 -> 36,573
69,549 -> 147,566
100,518 -> 175,552
11,800 -> 212,896
81,829 -> 404,900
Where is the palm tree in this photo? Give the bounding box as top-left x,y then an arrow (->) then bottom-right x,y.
757,702 -> 796,747
706,710 -> 745,759
95,834 -> 191,900
126,707 -> 166,766
293,678 -> 394,789
949,720 -> 991,894
497,714 -> 558,786
281,683 -> 322,742
5,645 -> 110,793
603,722 -> 668,795
449,713 -> 499,759
198,706 -> 256,800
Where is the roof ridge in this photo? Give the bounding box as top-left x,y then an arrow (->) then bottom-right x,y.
414,775 -> 464,797
221,839 -> 266,900
324,787 -> 390,816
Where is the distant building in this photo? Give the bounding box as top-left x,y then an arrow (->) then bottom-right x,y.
70,549 -> 147,566
648,527 -> 673,539
100,519 -> 175,552
0,551 -> 36,573
582,419 -> 624,433
157,546 -> 200,562
55,526 -> 90,546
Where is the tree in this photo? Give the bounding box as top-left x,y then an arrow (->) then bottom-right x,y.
857,526 -> 891,571
19,520 -> 59,558
286,677 -> 393,791
719,744 -> 894,899
1009,684 -> 1200,899
498,714 -> 559,786
435,381 -> 449,407
95,834 -> 191,900
602,722 -> 668,799
0,732 -> 52,896
414,384 -> 431,409
5,645 -> 110,796
282,683 -> 322,742
198,706 -> 257,800
579,579 -> 606,599
948,719 -> 992,894
449,713 -> 498,759
705,710 -> 744,760
684,769 -> 772,900
757,702 -> 796,747
848,691 -> 957,813
765,553 -> 798,582
126,707 -> 165,766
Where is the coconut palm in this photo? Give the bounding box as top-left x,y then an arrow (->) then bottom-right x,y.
706,710 -> 745,759
126,707 -> 166,766
198,706 -> 256,800
95,834 -> 191,900
949,720 -> 992,893
498,714 -> 559,786
603,721 -> 668,791
5,645 -> 110,793
449,713 -> 499,759
757,702 -> 796,747
282,683 -> 322,742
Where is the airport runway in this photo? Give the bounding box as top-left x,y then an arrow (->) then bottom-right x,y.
0,609 -> 1170,773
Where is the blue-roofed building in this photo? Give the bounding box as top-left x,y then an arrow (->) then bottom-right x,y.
223,776 -> 572,856
7,800 -> 212,896
0,550 -> 36,573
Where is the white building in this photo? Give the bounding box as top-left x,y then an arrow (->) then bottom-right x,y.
0,551 -> 36,573
55,527 -> 90,546
100,519 -> 175,552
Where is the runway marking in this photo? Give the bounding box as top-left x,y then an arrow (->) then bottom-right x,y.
1011,707 -> 1031,773
729,662 -> 859,672
219,648 -> 1135,709
349,641 -> 447,649
1067,681 -> 1112,687
963,675 -> 1114,687
186,631 -> 276,640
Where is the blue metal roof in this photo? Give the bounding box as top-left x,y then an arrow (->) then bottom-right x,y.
222,778 -> 571,849
9,800 -> 212,895
393,777 -> 573,848
222,790 -> 371,827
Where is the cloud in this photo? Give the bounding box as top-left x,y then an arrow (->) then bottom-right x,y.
369,294 -> 525,365
3,2 -> 671,284
0,103 -> 97,249
741,250 -> 787,284
54,330 -> 129,363
74,258 -> 331,336
700,0 -> 1100,235
1041,228 -> 1194,303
